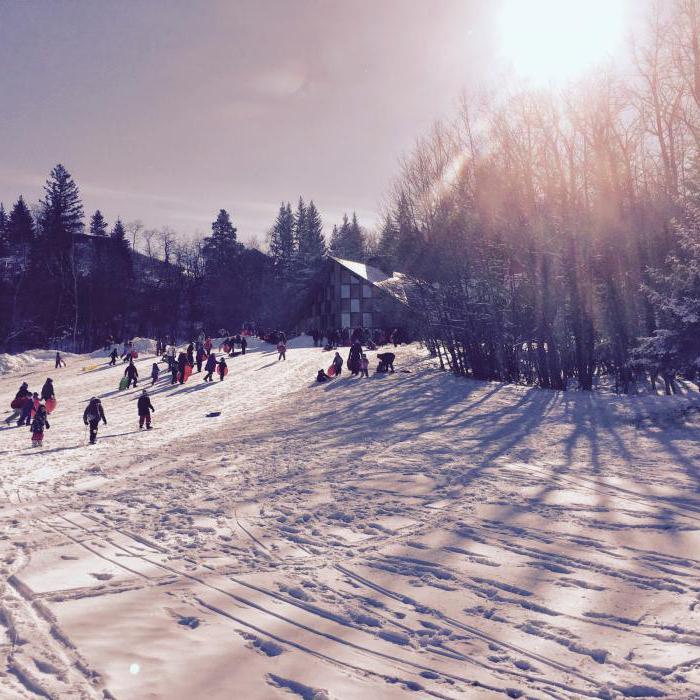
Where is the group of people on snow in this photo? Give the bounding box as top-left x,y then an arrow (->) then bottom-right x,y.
6,378 -> 57,446
309,326 -> 406,350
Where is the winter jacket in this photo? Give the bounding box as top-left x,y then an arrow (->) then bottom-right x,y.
151,364 -> 159,377
41,381 -> 54,401
218,360 -> 227,374
31,408 -> 49,433
137,396 -> 155,416
205,355 -> 217,372
125,363 -> 138,378
83,399 -> 107,425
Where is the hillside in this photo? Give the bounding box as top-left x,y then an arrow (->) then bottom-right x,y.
0,338 -> 699,699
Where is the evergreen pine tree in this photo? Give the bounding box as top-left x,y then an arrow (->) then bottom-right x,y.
111,219 -> 130,249
293,196 -> 307,262
210,208 -> 238,242
303,200 -> 326,262
394,192 -> 422,273
329,212 -> 364,260
268,202 -> 295,277
7,196 -> 35,247
89,209 -> 108,236
40,163 -> 84,242
634,205 -> 700,388
0,203 -> 8,255
377,213 -> 399,270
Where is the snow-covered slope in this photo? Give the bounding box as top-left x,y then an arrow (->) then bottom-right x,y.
0,337 -> 699,699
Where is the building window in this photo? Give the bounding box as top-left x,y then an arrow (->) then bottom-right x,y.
350,298 -> 360,313
363,312 -> 373,327
350,284 -> 360,299
362,285 -> 372,298
341,299 -> 351,312
341,270 -> 351,283
340,284 -> 350,298
341,312 -> 351,327
350,312 -> 361,327
350,275 -> 359,284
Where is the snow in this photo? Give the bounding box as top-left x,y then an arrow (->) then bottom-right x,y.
1,337 -> 699,699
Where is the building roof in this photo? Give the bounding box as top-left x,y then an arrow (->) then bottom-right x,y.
331,256 -> 415,306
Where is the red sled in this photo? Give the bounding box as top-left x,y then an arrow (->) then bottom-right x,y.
219,366 -> 229,377
45,398 -> 58,414
181,364 -> 193,383
327,365 -> 336,377
223,344 -> 231,353
10,398 -> 22,410
131,351 -> 139,359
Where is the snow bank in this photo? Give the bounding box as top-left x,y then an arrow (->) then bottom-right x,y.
0,349 -> 79,376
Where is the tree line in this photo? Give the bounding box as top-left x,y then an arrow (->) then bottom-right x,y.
370,0 -> 700,394
0,165 -> 376,351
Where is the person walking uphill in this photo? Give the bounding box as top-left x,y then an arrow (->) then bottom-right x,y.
150,362 -> 160,386
55,351 -> 66,368
137,389 -> 155,430
217,357 -> 228,381
83,397 -> 107,445
177,351 -> 188,385
109,348 -> 118,366
203,352 -> 217,382
124,360 -> 139,388
277,340 -> 286,361
332,351 -> 343,377
30,404 -> 50,447
41,378 -> 55,401
240,335 -> 247,355
196,345 -> 205,373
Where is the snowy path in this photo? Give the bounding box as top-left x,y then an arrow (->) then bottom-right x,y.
1,338 -> 699,699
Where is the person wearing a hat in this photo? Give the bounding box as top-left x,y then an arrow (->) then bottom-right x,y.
137,389 -> 155,430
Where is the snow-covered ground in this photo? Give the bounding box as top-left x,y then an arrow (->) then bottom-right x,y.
1,337 -> 699,699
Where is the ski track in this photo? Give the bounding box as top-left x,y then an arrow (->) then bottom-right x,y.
1,337 -> 699,698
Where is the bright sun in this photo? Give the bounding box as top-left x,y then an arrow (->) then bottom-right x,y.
498,0 -> 627,84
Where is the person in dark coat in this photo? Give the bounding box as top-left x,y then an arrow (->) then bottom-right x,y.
124,361 -> 139,388
55,351 -> 66,368
177,351 -> 188,384
137,389 -> 155,430
240,336 -> 247,355
195,345 -> 205,372
83,397 -> 107,445
6,382 -> 31,424
203,353 -> 217,382
150,363 -> 160,385
30,404 -> 49,447
109,348 -> 118,366
217,357 -> 227,381
376,352 -> 396,373
186,342 -> 194,367
347,339 -> 362,376
40,378 -> 55,401
316,369 -> 329,382
332,352 -> 343,377
170,359 -> 179,384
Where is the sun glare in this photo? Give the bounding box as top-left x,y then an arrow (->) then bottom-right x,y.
498,0 -> 627,84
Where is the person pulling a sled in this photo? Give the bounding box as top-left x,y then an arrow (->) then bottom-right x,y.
124,360 -> 139,388
55,351 -> 66,368
30,403 -> 49,447
217,357 -> 228,381
83,397 -> 107,445
137,389 -> 155,430
41,378 -> 55,401
6,382 -> 31,424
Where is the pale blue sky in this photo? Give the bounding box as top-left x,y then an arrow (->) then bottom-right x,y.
0,0 -> 637,243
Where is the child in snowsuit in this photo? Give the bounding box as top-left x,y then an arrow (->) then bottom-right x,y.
218,357 -> 227,381
360,354 -> 369,378
124,361 -> 139,388
109,348 -> 118,366
30,404 -> 49,447
137,389 -> 155,430
150,363 -> 160,385
316,369 -> 329,382
18,393 -> 35,426
83,397 -> 107,445
277,341 -> 286,361
332,352 -> 343,377
55,351 -> 66,368
177,352 -> 188,384
203,353 -> 217,382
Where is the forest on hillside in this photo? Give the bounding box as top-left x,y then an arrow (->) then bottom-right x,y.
371,0 -> 700,394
